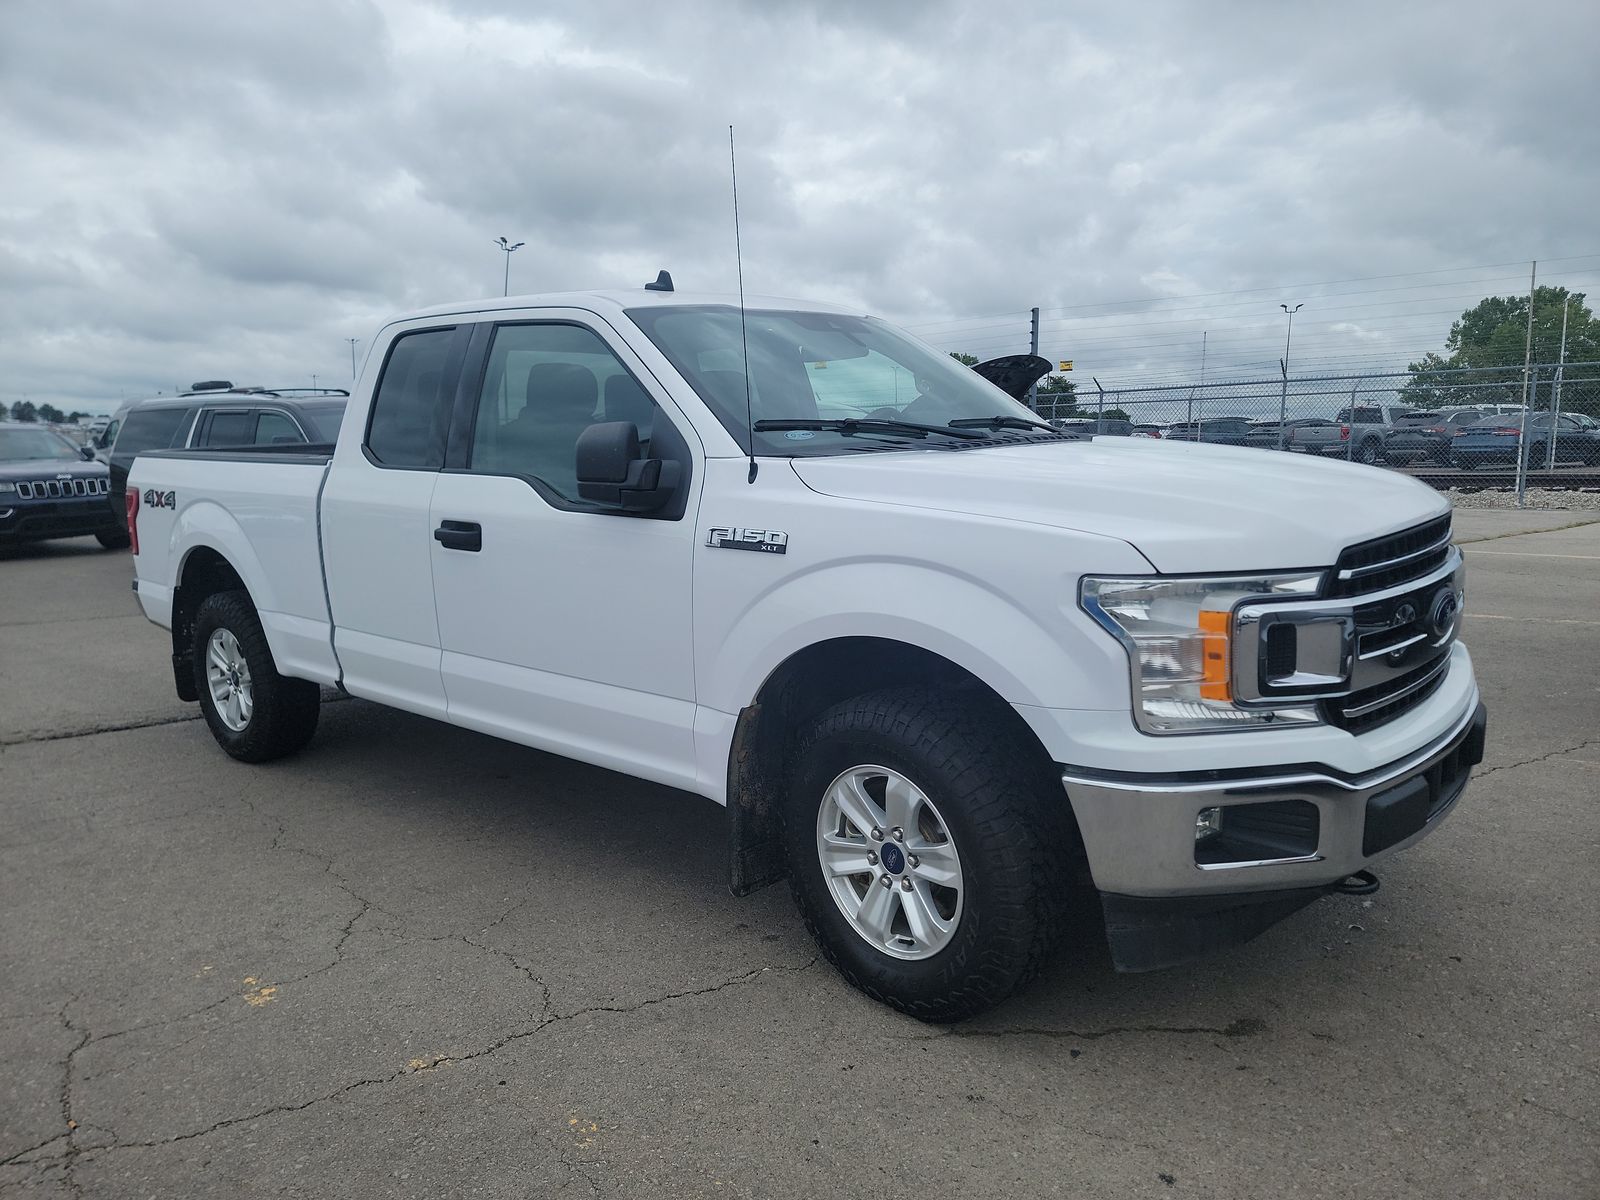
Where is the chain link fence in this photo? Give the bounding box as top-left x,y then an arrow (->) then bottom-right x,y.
1035,362 -> 1600,492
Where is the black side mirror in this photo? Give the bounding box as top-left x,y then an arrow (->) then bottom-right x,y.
80,444 -> 97,460
575,421 -> 680,513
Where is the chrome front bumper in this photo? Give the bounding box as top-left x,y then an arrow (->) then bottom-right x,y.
1061,695 -> 1487,899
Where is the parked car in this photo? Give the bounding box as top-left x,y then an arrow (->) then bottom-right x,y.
0,422 -> 120,548
1244,418 -> 1343,452
1382,410 -> 1483,466
97,384 -> 348,541
1048,418 -> 1134,437
1321,404 -> 1418,465
127,285 -> 1485,1021
1163,416 -> 1253,445
1452,412 -> 1600,469
1131,423 -> 1164,439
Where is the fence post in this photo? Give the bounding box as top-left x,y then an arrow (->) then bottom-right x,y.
1092,377 -> 1105,433
1346,377 -> 1362,461
1277,358 -> 1289,450
1515,366 -> 1537,507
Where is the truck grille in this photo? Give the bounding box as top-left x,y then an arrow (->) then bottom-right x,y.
1327,514 -> 1452,598
14,477 -> 109,500
1323,514 -> 1459,733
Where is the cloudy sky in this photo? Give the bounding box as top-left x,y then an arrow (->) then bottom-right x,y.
4,0 -> 1598,415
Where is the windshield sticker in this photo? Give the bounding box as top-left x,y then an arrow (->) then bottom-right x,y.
784,430 -> 816,440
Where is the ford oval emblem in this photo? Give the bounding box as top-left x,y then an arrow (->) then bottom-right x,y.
1428,588 -> 1460,639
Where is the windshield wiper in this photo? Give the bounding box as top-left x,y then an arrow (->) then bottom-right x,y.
947,415 -> 1061,433
754,418 -> 988,441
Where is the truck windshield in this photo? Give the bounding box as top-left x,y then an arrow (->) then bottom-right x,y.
625,305 -> 1046,455
0,429 -> 80,462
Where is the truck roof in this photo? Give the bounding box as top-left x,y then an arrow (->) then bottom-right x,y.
394,289 -> 864,324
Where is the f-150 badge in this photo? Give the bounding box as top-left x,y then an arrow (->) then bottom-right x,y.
707,527 -> 788,554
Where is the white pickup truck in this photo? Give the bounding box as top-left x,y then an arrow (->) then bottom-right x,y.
128,285 -> 1486,1020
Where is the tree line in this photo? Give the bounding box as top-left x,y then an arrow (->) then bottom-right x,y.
8,401 -> 94,424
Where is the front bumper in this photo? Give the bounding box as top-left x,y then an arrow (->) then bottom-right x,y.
0,498 -> 120,543
1063,701 -> 1487,968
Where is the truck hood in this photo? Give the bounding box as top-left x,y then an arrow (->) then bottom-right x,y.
788,437 -> 1448,574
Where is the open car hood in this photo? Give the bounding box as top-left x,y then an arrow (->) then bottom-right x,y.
970,355 -> 1053,402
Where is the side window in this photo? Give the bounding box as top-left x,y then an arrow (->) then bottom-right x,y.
98,419 -> 120,449
114,408 -> 190,461
367,328 -> 455,468
468,323 -> 657,502
202,410 -> 256,447
256,411 -> 303,445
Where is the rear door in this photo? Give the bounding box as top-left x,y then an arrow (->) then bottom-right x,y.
426,313 -> 703,791
319,324 -> 468,719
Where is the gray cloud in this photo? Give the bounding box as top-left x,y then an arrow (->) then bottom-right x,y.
2,0 -> 1597,413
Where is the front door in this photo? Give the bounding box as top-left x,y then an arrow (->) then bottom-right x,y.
428,316 -> 702,791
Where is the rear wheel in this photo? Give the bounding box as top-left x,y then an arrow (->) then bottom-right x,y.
95,531 -> 130,550
1356,438 -> 1383,465
192,590 -> 320,762
782,687 -> 1069,1022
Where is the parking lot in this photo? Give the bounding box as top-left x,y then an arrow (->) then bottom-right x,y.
2,510 -> 1596,1199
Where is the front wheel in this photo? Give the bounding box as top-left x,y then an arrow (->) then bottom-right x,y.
783,687 -> 1069,1022
192,590 -> 320,762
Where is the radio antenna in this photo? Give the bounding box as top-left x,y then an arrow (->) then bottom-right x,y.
729,125 -> 757,484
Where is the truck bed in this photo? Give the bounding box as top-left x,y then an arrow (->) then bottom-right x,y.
128,448 -> 341,688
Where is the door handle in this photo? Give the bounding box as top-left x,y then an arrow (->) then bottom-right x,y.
434,520 -> 482,552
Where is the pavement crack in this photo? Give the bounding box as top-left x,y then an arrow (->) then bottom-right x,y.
1473,739 -> 1598,780
916,1016 -> 1267,1043
1453,515 -> 1600,544
73,957 -> 818,1153
0,713 -> 201,747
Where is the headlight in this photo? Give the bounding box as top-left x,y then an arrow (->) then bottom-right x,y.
1081,572 -> 1325,734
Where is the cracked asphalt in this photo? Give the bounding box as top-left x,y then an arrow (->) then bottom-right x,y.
2,510 -> 1597,1199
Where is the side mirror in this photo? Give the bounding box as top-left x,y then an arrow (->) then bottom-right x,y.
80,444 -> 97,460
575,421 -> 680,513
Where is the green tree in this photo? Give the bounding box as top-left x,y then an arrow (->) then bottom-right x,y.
948,352 -> 979,366
1401,287 -> 1598,409
1102,407 -> 1131,422
37,403 -> 65,424
10,401 -> 38,422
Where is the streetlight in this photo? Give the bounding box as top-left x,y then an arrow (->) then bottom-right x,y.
1277,303 -> 1303,450
495,236 -> 525,297
345,338 -> 360,381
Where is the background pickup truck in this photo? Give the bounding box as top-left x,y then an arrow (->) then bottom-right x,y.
128,285 -> 1487,1021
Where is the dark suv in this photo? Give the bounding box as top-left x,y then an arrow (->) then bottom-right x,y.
0,423 -> 122,548
94,383 -> 348,536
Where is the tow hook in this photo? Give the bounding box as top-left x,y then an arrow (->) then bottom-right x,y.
1332,869 -> 1380,896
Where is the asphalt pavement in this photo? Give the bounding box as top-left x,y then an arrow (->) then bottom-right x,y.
2,511 -> 1596,1199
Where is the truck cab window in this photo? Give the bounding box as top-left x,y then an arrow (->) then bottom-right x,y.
367,328 -> 455,468
468,323 -> 656,501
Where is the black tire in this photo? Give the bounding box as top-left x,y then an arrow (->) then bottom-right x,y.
1356,438 -> 1383,465
96,530 -> 130,550
782,686 -> 1069,1022
191,590 -> 320,762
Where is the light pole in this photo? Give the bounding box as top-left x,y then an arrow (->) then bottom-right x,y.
495,236 -> 525,297
345,338 -> 360,382
1277,303 -> 1303,450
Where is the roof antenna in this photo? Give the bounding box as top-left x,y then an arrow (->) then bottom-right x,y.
644,270 -> 674,292
729,125 -> 757,484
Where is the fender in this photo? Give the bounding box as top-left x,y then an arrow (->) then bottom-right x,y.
700,557 -> 1136,722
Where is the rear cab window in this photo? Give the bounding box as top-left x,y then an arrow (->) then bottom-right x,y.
365,328 -> 460,468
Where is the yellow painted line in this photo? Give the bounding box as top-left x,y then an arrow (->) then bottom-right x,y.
1461,549 -> 1600,560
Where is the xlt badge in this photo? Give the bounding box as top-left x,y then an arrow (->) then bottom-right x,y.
707,527 -> 788,554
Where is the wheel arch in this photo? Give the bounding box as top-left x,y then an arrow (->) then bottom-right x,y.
725,635 -> 1076,896
168,544 -> 253,702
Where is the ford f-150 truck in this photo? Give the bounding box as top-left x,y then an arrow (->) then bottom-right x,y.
127,286 -> 1486,1021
